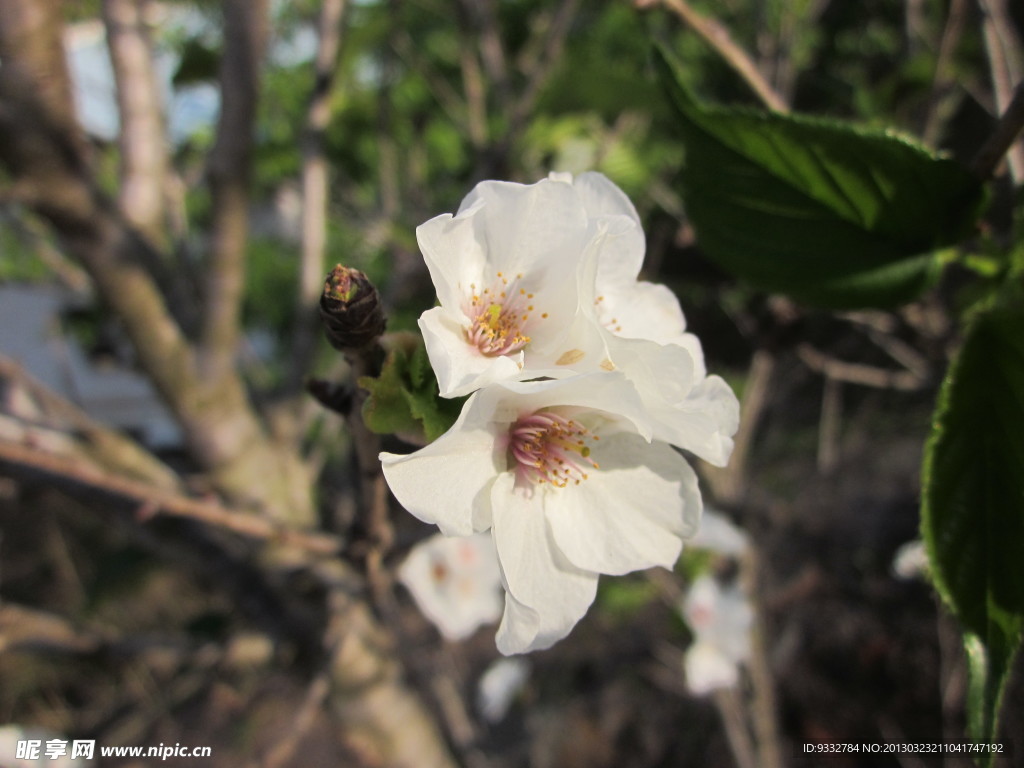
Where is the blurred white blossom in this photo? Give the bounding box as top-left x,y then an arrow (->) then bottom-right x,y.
477,658 -> 531,723
681,575 -> 753,695
398,532 -> 503,641
892,539 -> 928,580
690,508 -> 749,557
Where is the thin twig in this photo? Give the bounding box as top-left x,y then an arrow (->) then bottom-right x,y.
797,344 -> 926,391
817,376 -> 842,474
509,0 -> 581,131
651,0 -> 789,112
393,30 -> 470,142
922,0 -> 969,147
970,80 -> 1024,183
701,349 -> 776,505
712,687 -> 758,768
0,440 -> 343,555
741,546 -> 785,768
344,350 -> 394,603
840,312 -> 932,381
260,668 -> 333,768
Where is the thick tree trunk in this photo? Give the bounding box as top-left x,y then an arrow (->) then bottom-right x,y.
0,0 -> 314,526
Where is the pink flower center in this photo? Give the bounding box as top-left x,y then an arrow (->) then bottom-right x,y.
509,410 -> 600,489
465,272 -> 546,356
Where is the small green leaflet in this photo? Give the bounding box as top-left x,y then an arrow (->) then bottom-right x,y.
654,45 -> 985,309
359,333 -> 464,443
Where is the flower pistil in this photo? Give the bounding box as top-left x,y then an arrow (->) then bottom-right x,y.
510,410 -> 599,489
466,272 -> 546,357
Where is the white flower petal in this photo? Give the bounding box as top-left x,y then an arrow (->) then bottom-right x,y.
604,337 -> 736,465
683,575 -> 753,663
495,592 -> 542,655
417,206 -> 487,314
673,332 -> 707,380
691,508 -> 749,556
477,372 -> 653,439
419,307 -> 525,398
684,640 -> 740,695
491,472 -> 599,654
572,172 -> 646,284
655,375 -> 740,467
597,281 -> 687,344
417,177 -> 604,392
399,533 -> 504,641
380,393 -> 502,536
547,435 -> 701,575
572,172 -> 642,224
454,180 -> 591,288
893,539 -> 928,580
477,658 -> 531,723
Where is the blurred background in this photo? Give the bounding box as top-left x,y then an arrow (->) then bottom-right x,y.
0,0 -> 1022,765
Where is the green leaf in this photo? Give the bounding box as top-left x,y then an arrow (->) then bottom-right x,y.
654,45 -> 985,309
359,333 -> 464,443
922,297 -> 1024,752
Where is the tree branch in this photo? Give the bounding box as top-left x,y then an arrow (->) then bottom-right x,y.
0,353 -> 180,490
976,0 -> 1024,182
646,0 -> 789,112
509,0 -> 581,133
102,0 -> 170,248
0,439 -> 341,555
971,80 -> 1024,183
922,0 -> 969,147
200,0 -> 269,381
796,344 -> 926,390
0,0 -> 86,153
286,0 -> 348,399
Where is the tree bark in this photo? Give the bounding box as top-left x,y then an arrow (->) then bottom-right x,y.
102,0 -> 170,248
0,0 -> 314,526
286,0 -> 348,399
200,0 -> 269,382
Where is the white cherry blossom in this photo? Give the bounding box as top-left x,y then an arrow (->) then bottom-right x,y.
567,171 -> 740,467
681,575 -> 753,695
416,176 -> 606,397
381,373 -> 703,654
416,171 -> 739,466
398,532 -> 504,641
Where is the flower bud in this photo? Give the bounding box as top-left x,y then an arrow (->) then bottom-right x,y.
320,265 -> 386,350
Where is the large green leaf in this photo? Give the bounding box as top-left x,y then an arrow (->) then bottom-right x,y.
654,46 -> 985,308
922,299 -> 1024,752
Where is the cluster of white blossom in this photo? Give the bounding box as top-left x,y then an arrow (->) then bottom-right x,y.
382,172 -> 740,654
681,574 -> 754,695
678,508 -> 753,695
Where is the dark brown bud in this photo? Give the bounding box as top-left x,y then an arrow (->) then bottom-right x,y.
320,265 -> 386,350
